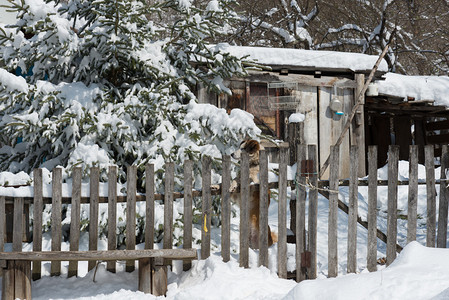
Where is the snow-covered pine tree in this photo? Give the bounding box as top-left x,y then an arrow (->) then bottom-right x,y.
0,0 -> 260,185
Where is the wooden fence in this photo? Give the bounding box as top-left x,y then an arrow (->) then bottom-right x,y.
0,143 -> 448,283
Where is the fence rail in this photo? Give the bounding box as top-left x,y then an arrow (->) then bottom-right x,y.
0,143 -> 448,283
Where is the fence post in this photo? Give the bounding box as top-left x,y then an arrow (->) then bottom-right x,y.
296,144 -> 307,282
88,167 -> 100,272
240,151 -> 250,268
51,168 -> 62,276
32,169 -> 43,280
259,149 -> 269,267
68,167 -> 82,277
221,156 -> 231,263
425,145 -> 436,247
107,166 -> 117,273
328,145 -> 340,277
367,146 -> 378,272
407,145 -> 418,244
201,156 -> 211,259
277,144 -> 288,278
307,145 -> 318,279
387,145 -> 399,266
437,145 -> 449,248
183,160 -> 193,270
126,165 -> 137,272
347,145 -> 358,274
288,122 -> 304,165
145,164 -> 155,250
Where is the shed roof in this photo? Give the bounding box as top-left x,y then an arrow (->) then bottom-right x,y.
217,44 -> 389,75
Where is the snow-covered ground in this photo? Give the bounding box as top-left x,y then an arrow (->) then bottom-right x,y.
1,160 -> 449,299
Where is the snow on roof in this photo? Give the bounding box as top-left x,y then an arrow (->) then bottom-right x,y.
376,73 -> 449,106
217,44 -> 389,73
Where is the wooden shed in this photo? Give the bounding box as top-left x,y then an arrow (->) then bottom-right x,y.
198,46 -> 389,178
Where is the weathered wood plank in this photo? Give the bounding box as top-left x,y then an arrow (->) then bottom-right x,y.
201,156 -> 212,259
163,163 -> 174,254
328,145 -> 340,277
2,260 -> 15,300
240,151 -> 250,268
425,145 -> 436,247
14,261 -> 31,300
354,74 -> 366,177
152,257 -> 167,296
277,145 -> 288,278
0,196 -> 4,252
0,248 -> 198,261
296,144 -> 307,282
183,160 -> 193,270
138,258 -> 151,293
126,165 -> 137,272
288,122 -> 304,165
68,167 -> 82,278
259,149 -> 269,267
145,164 -> 155,250
437,145 -> 449,248
107,166 -> 117,273
387,145 -> 399,265
88,167 -> 100,272
32,169 -> 43,280
307,145 -> 318,279
221,155 -> 231,263
51,168 -> 62,276
407,145 -> 418,244
367,146 -> 378,272
13,197 -> 23,253
347,145 -> 358,274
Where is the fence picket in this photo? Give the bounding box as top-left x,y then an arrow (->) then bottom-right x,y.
51,168 -> 62,276
88,167 -> 100,272
387,145 -> 399,266
126,166 -> 137,272
145,164 -> 155,250
407,145 -> 418,244
425,145 -> 436,247
240,151 -> 250,268
259,149 -> 269,267
347,145 -> 358,273
107,166 -> 118,273
328,145 -> 340,277
68,167 -> 82,277
367,146 -> 378,272
32,169 -> 43,280
296,144 -> 307,282
201,156 -> 211,259
183,160 -> 193,270
221,156 -> 231,263
307,145 -> 318,279
437,145 -> 449,248
277,145 -> 288,278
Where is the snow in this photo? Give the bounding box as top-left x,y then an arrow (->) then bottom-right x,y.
0,68 -> 29,93
288,113 -> 305,123
0,0 -> 16,25
376,73 -> 449,106
216,44 -> 389,73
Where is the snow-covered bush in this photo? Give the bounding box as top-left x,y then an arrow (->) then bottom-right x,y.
0,0 -> 260,188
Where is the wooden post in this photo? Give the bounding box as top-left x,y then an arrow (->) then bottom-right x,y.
328,146 -> 340,277
32,169 -> 43,280
354,74 -> 366,177
277,144 -> 288,278
2,260 -> 15,300
88,167 -> 100,272
145,164 -> 155,250
0,196 -> 4,252
307,145 -> 318,279
126,166 -> 137,272
138,258 -> 152,293
14,260 -> 31,299
407,145 -> 418,244
367,146 -> 378,272
437,145 -> 449,248
347,145 -> 358,273
288,122 -> 304,165
240,151 -> 250,268
425,145 -> 436,247
107,166 -> 117,273
259,149 -> 269,267
221,156 -> 231,263
201,156 -> 211,260
296,144 -> 307,282
183,160 -> 193,270
69,167 -> 82,277
51,168 -> 62,276
152,257 -> 167,296
387,145 -> 399,265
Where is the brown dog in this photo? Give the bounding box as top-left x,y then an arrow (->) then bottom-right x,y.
231,140 -> 277,249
